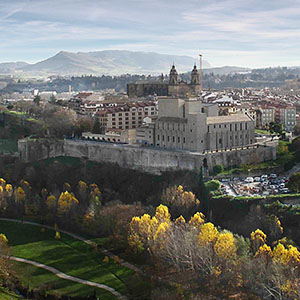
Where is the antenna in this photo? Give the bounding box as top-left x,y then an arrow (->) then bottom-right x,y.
199,54 -> 203,90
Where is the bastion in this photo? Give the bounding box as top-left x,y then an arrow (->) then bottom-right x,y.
17,138 -> 276,175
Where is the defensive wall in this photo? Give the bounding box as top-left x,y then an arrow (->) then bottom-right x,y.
18,138 -> 276,174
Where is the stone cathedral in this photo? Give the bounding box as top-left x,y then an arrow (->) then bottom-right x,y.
127,64 -> 202,97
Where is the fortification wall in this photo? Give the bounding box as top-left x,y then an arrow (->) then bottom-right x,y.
18,139 -> 276,174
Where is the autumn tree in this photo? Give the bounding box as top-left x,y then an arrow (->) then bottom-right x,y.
288,172 -> 300,192
161,185 -> 200,218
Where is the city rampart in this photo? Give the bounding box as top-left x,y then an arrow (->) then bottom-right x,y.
18,139 -> 276,174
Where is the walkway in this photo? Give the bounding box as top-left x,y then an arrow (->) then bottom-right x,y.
3,255 -> 128,300
0,218 -> 143,275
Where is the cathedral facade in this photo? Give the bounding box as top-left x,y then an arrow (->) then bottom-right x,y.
127,65 -> 202,97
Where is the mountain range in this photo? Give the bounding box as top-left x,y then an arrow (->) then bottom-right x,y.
0,50 -> 251,77
0,50 -> 212,76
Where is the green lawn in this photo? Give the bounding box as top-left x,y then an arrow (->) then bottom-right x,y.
0,139 -> 18,154
255,129 -> 271,135
0,287 -> 27,300
0,221 -> 134,299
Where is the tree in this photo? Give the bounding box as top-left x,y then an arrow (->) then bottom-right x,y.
287,172 -> 300,192
49,94 -> 56,104
268,122 -> 283,140
204,180 -> 221,192
92,117 -> 103,134
212,164 -> 223,175
33,95 -> 41,106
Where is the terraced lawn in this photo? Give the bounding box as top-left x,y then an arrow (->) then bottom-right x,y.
0,220 -> 134,299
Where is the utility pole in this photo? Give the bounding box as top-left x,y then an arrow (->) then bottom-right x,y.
199,54 -> 203,91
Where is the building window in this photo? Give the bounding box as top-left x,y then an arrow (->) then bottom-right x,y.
245,123 -> 248,130
178,137 -> 180,143
201,107 -> 204,113
219,138 -> 222,144
214,125 -> 216,128
219,125 -> 221,128
173,136 -> 175,142
167,136 -> 170,142
178,124 -> 180,130
157,135 -> 160,141
230,124 -> 232,131
162,135 -> 165,141
208,126 -> 210,133
235,124 -> 237,130
183,137 -> 185,143
240,123 -> 242,130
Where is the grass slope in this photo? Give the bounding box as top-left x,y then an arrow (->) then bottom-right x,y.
0,221 -> 134,299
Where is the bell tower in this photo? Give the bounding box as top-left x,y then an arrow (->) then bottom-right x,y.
169,64 -> 178,85
191,64 -> 200,85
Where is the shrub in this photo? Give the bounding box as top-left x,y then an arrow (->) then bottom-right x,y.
212,164 -> 223,175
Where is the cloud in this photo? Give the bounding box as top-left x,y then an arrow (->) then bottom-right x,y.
1,0 -> 300,67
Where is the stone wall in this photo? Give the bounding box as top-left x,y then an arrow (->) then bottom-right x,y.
18,139 -> 276,174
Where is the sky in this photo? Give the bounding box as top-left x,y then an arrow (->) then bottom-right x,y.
1,0 -> 300,68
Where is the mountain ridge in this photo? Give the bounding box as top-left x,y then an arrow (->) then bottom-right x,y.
0,50 -> 211,76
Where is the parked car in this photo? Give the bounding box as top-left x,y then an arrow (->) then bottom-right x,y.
261,175 -> 268,181
254,177 -> 261,182
269,173 -> 277,179
245,177 -> 254,183
262,180 -> 269,186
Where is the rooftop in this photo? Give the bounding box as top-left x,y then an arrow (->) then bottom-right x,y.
207,114 -> 252,124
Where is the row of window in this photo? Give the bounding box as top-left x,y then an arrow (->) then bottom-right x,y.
208,122 -> 249,132
157,122 -> 186,131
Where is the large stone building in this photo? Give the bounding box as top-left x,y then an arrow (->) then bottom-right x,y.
127,65 -> 201,97
137,97 -> 255,152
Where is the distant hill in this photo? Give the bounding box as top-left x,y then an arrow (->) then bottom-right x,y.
0,62 -> 29,74
2,50 -> 211,76
203,66 -> 251,76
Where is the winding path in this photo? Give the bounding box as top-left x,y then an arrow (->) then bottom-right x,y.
4,255 -> 128,300
0,218 -> 143,274
0,218 -> 135,300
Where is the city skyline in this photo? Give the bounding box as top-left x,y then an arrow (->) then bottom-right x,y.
1,0 -> 300,68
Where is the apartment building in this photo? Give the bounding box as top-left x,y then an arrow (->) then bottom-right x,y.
96,102 -> 157,130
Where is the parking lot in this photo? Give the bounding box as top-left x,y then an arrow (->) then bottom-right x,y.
220,174 -> 290,197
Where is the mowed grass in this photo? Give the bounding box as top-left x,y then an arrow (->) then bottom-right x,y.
0,221 -> 133,299
0,287 -> 28,300
12,261 -> 117,299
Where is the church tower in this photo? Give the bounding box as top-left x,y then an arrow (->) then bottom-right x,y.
169,64 -> 178,85
191,64 -> 200,85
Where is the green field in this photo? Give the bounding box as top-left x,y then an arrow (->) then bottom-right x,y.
0,287 -> 27,300
0,139 -> 18,154
0,220 -> 135,299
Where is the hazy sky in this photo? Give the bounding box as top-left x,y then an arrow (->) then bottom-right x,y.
1,0 -> 300,67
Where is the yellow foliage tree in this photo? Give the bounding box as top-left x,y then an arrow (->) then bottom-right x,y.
57,191 -> 79,214
15,187 -> 26,202
46,195 -> 57,209
188,212 -> 205,228
214,231 -> 236,259
198,222 -> 219,246
0,234 -> 8,244
250,229 -> 267,252
255,244 -> 272,261
154,204 -> 171,223
272,243 -> 289,265
78,180 -> 87,193
0,178 -> 6,187
55,231 -> 61,240
175,215 -> 186,226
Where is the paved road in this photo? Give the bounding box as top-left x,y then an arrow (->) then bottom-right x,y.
4,255 -> 128,300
